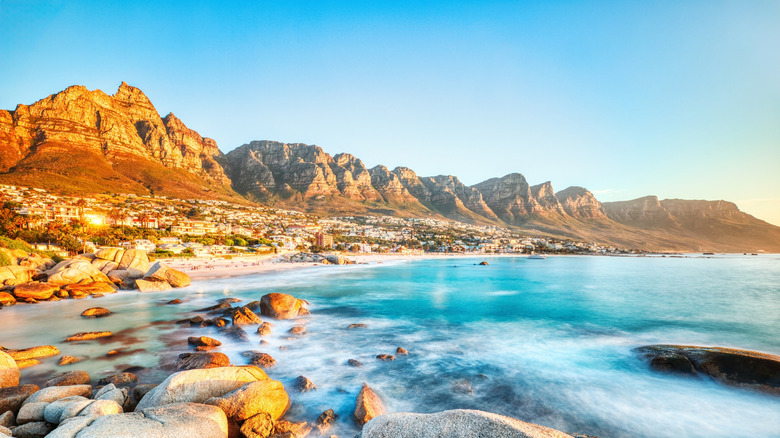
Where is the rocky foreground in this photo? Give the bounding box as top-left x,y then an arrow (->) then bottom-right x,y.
0,291 -> 594,438
0,248 -> 190,308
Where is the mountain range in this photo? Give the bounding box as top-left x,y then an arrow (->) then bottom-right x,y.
1,82 -> 779,252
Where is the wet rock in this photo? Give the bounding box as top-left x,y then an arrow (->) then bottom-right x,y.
188,316 -> 207,327
0,351 -> 19,388
359,409 -> 576,437
117,249 -> 150,278
479,261 -> 489,265
188,336 -> 222,348
0,411 -> 14,428
205,379 -> 290,422
65,282 -> 117,295
396,347 -> 409,356
210,317 -> 228,328
45,371 -> 90,387
294,375 -> 317,392
97,372 -> 138,387
257,322 -> 273,336
315,408 -> 338,435
3,345 -> 59,361
16,359 -> 40,369
135,366 -> 269,410
0,292 -> 15,306
347,323 -> 367,329
80,307 -> 111,318
166,299 -> 182,304
288,326 -> 307,336
9,420 -> 54,437
75,402 -> 228,438
218,297 -> 242,304
230,306 -> 263,325
143,261 -> 191,288
240,412 -> 273,438
65,331 -> 112,342
376,354 -> 395,361
451,379 -> 474,395
636,344 -> 780,395
198,302 -> 232,312
348,359 -> 363,367
134,279 -> 173,292
23,384 -> 92,406
259,293 -> 309,319
272,420 -> 312,437
0,384 -> 39,414
249,353 -> 276,369
175,352 -> 230,371
221,325 -> 249,342
354,383 -> 385,426
12,283 -> 60,300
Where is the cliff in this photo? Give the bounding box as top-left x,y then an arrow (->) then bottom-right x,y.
0,82 -> 237,199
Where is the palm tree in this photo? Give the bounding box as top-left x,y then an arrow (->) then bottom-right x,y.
108,209 -> 127,233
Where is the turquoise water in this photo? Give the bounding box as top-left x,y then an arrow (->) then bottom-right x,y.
2,255 -> 780,437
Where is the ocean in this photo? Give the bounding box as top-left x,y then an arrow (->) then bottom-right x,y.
3,255 -> 780,437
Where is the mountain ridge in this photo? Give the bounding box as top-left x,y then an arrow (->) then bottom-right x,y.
2,83 -> 779,252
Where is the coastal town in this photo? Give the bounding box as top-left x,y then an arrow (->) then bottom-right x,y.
0,184 -> 635,260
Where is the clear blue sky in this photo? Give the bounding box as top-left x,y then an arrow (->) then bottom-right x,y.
1,0 -> 779,224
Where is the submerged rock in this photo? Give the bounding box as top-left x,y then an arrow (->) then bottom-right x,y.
45,371 -> 90,387
3,345 -> 60,361
294,375 -> 317,393
81,307 -> 111,318
248,353 -> 276,369
636,345 -> 780,395
359,409 -> 575,437
143,261 -> 191,288
65,331 -> 112,342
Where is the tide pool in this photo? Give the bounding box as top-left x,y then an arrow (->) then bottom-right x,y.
2,255 -> 780,437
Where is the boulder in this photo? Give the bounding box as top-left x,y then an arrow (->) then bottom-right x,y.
97,372 -> 138,387
135,366 -> 268,410
347,323 -> 367,329
248,352 -> 276,368
134,279 -> 173,293
188,336 -> 222,348
175,352 -> 230,371
0,266 -> 36,286
396,347 -> 409,356
78,399 -> 122,418
315,409 -> 338,435
376,354 -> 395,361
205,379 -> 290,422
258,293 -> 309,319
0,384 -> 39,414
0,292 -> 15,306
74,402 -> 228,438
348,359 -> 363,367
8,420 -> 54,437
0,351 -> 19,388
288,326 -> 306,336
95,248 -> 123,262
99,261 -> 119,275
166,299 -> 182,304
0,411 -> 14,428
256,322 -> 272,336
240,412 -> 273,438
220,325 -> 249,342
45,371 -> 91,387
16,401 -> 48,424
43,395 -> 91,424
117,249 -> 149,278
133,384 -> 156,402
80,307 -> 111,318
358,409 -> 575,437
636,345 -> 780,395
65,331 -> 112,342
22,384 -> 92,406
230,306 -> 263,325
143,262 -> 191,288
12,283 -> 60,300
355,383 -> 385,426
294,376 -> 317,393
45,259 -> 111,286
0,426 -> 8,437
15,359 -> 40,369
66,282 -> 117,295
44,415 -> 95,438
3,345 -> 60,361
95,384 -> 128,407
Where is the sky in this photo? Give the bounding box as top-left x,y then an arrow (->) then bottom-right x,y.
1,0 -> 779,225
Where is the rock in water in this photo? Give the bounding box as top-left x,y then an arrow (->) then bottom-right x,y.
249,353 -> 276,369
0,351 -> 19,388
135,366 -> 268,410
65,331 -> 112,342
636,345 -> 780,395
175,352 -> 230,371
12,283 -> 60,300
187,336 -> 222,348
315,409 -> 338,435
3,345 -> 60,361
45,371 -> 90,387
0,384 -> 39,415
359,409 -> 575,437
294,376 -> 317,392
144,261 -> 191,287
134,279 -> 173,292
81,307 -> 111,318
240,412 -> 273,438
354,383 -> 385,426
258,293 -> 308,319
0,292 -> 16,306
230,306 -> 263,325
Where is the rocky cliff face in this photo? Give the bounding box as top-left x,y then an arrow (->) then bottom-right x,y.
555,186 -> 607,220
471,173 -> 540,225
0,82 -> 234,198
603,196 -> 680,229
